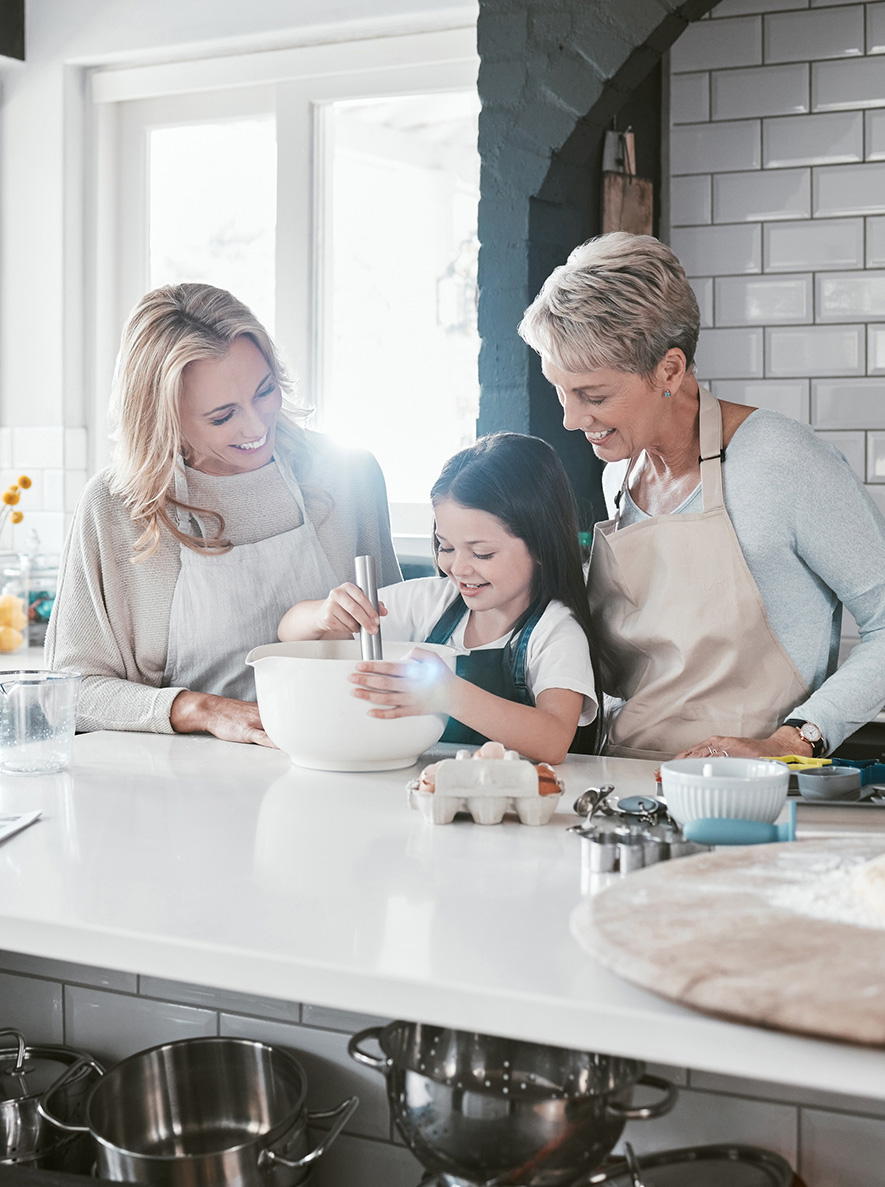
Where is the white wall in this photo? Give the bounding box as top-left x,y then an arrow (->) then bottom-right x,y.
0,0 -> 474,553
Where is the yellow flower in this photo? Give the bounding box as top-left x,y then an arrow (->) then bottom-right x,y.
10,511 -> 22,524
16,476 -> 31,489
2,491 -> 19,506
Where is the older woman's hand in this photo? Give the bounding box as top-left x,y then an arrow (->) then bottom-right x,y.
170,690 -> 275,747
673,725 -> 813,761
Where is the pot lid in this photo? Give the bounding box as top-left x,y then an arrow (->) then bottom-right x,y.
590,1144 -> 797,1187
0,1031 -> 85,1102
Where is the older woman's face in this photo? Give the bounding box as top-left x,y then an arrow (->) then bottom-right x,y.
542,359 -> 661,463
179,336 -> 283,476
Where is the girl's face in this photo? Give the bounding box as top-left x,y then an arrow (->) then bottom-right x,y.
433,497 -> 536,625
179,336 -> 282,476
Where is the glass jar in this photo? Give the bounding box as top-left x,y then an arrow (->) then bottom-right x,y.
0,553 -> 29,653
27,561 -> 58,648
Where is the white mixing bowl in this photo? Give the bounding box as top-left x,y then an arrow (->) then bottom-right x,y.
247,640 -> 457,771
659,757 -> 790,826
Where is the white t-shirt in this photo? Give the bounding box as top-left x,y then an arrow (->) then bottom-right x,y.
378,576 -> 598,726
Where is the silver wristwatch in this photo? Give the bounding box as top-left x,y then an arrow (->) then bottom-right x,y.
784,718 -> 825,757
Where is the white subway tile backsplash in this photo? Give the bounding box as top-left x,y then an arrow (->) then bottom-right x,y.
868,323 -> 885,373
812,56 -> 885,111
817,270 -> 885,320
671,72 -> 710,124
0,950 -> 136,992
867,431 -> 885,479
815,429 -> 866,477
711,62 -> 807,120
715,274 -> 812,325
767,324 -> 864,376
689,1067 -> 885,1117
865,108 -> 885,160
622,1088 -> 798,1166
763,110 -> 862,166
63,469 -> 88,513
12,427 -> 64,470
694,327 -> 764,378
764,217 -> 863,271
812,378 -> 885,427
866,216 -> 885,266
713,0 -> 809,15
65,984 -> 217,1065
868,1 -> 885,54
9,512 -> 65,556
42,469 -> 64,512
302,1003 -> 389,1033
671,224 -> 762,276
813,162 -> 885,216
218,1014 -> 391,1141
800,1107 -> 885,1187
0,971 -> 63,1045
670,120 -> 762,175
63,427 -> 87,471
692,277 -> 714,328
711,379 -> 809,419
671,15 -> 762,72
671,175 -> 712,225
765,5 -> 863,63
139,976 -> 301,1022
866,483 -> 885,515
713,167 -> 810,222
0,430 -> 10,470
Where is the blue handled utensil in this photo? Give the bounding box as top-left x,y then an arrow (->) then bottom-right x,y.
682,802 -> 797,846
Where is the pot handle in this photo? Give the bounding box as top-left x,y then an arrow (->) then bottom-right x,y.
37,1055 -> 105,1133
259,1094 -> 359,1171
346,1026 -> 389,1072
606,1073 -> 677,1122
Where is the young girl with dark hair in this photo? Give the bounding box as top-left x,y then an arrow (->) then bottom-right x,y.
278,433 -> 598,763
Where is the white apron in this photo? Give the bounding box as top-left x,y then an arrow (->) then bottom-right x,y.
587,386 -> 809,761
163,455 -> 339,702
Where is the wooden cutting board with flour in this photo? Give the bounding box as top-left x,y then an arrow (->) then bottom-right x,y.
571,838 -> 885,1045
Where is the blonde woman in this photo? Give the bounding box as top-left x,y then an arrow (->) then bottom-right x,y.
47,284 -> 400,745
520,232 -> 885,762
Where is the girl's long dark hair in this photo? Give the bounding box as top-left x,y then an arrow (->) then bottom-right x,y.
431,432 -> 602,752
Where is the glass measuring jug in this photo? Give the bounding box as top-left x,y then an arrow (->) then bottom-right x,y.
0,670 -> 81,774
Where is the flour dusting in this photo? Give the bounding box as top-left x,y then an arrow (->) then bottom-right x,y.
769,851 -> 885,930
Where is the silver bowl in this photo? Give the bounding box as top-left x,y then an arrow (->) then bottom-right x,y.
348,1022 -> 676,1186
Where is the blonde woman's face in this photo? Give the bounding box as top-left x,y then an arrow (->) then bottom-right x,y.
179,336 -> 282,476
542,359 -> 662,463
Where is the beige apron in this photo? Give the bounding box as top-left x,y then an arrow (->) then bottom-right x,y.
587,386 -> 809,762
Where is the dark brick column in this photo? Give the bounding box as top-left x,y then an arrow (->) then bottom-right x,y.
476,0 -> 715,526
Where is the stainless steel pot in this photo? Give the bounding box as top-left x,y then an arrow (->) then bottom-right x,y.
0,1027 -> 99,1172
348,1022 -> 677,1187
38,1035 -> 358,1187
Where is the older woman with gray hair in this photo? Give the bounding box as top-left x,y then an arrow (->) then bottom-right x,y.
519,232 -> 885,762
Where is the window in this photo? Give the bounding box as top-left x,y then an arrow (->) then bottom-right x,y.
90,29 -> 479,554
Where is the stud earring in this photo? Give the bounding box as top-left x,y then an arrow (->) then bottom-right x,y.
663,389 -> 672,398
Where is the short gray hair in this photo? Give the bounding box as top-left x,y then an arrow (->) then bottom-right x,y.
518,232 -> 700,378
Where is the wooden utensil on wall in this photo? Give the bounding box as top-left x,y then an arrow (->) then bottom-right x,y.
601,129 -> 653,236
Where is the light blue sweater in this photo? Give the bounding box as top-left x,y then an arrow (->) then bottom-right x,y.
605,409 -> 885,752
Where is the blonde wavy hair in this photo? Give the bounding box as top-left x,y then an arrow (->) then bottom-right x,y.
518,232 -> 700,378
108,283 -> 310,561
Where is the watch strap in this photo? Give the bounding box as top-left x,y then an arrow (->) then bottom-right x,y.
784,718 -> 825,758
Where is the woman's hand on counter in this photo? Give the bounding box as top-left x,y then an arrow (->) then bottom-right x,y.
278,584 -> 387,641
673,725 -> 813,761
170,691 -> 275,748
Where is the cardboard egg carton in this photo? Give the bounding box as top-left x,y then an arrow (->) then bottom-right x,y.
407,744 -> 564,826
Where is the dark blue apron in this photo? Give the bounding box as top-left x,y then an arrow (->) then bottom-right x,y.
425,591 -> 545,745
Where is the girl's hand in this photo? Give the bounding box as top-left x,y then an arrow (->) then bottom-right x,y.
351,647 -> 454,718
170,690 -> 276,747
279,584 -> 387,642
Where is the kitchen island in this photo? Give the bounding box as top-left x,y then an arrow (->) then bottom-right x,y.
0,729 -> 883,1109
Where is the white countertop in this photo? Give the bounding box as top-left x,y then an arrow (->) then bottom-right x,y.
1,731 -> 884,1100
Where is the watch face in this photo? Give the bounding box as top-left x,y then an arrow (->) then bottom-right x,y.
800,722 -> 823,743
